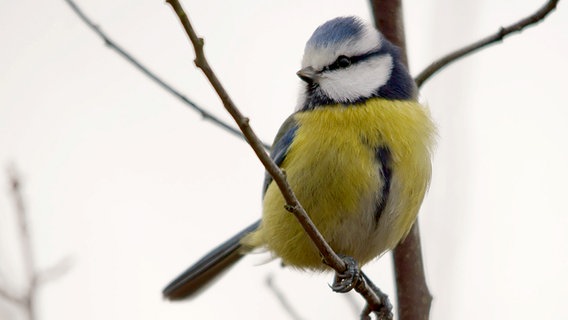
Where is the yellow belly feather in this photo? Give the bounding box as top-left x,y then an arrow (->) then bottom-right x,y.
243,98 -> 435,269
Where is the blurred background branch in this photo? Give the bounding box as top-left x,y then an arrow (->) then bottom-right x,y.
5,166 -> 38,320
63,0 -> 270,149
0,167 -> 71,320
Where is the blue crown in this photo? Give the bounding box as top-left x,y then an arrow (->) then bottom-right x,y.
307,16 -> 366,48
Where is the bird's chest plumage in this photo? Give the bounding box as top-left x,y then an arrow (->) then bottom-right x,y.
246,99 -> 435,270
286,108 -> 382,228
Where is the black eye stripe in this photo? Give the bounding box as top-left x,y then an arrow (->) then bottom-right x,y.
322,48 -> 385,72
324,55 -> 350,71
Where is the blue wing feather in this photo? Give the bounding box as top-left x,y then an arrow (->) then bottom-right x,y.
262,115 -> 299,197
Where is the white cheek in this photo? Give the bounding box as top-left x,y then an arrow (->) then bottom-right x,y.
319,55 -> 393,103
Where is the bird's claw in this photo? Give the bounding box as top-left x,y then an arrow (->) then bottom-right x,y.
329,254 -> 361,293
326,255 -> 393,319
372,301 -> 393,320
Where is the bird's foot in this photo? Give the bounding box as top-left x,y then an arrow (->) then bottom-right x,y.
328,254 -> 361,293
361,272 -> 393,320
324,255 -> 393,320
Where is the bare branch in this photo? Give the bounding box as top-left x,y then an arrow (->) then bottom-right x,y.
6,166 -> 37,320
2,167 -> 71,320
265,274 -> 305,320
414,0 -> 559,88
370,1 -> 433,319
370,0 -> 409,66
393,224 -> 432,320
165,1 -> 386,317
7,168 -> 36,294
63,0 -> 270,149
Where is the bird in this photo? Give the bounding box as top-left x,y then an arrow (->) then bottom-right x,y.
163,16 -> 435,302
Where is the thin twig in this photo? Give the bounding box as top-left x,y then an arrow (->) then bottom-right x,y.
63,0 -> 270,149
414,0 -> 559,88
8,170 -> 35,284
165,0 -> 385,316
1,168 -> 71,320
7,167 -> 36,320
265,274 -> 305,320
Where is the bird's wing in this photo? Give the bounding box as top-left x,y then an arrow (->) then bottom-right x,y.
162,220 -> 260,300
262,115 -> 299,197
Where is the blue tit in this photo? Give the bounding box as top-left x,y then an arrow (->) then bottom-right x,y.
163,16 -> 435,300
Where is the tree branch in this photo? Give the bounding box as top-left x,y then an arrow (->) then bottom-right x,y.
370,1 -> 433,319
370,0 -> 409,66
414,0 -> 559,88
63,0 -> 270,149
7,167 -> 37,320
165,1 -> 386,318
1,167 -> 72,320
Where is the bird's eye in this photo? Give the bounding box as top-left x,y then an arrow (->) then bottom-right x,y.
336,55 -> 351,68
323,55 -> 353,72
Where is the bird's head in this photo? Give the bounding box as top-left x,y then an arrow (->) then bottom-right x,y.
296,16 -> 416,111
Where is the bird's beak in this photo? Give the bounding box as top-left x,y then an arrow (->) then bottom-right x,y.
296,66 -> 318,84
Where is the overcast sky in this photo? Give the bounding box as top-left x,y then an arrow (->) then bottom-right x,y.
0,0 -> 567,319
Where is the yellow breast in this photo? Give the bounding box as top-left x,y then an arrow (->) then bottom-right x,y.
243,99 -> 435,270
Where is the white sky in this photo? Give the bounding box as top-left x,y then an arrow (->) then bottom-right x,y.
0,0 -> 567,319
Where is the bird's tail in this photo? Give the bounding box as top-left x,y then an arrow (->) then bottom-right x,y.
162,220 -> 260,300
